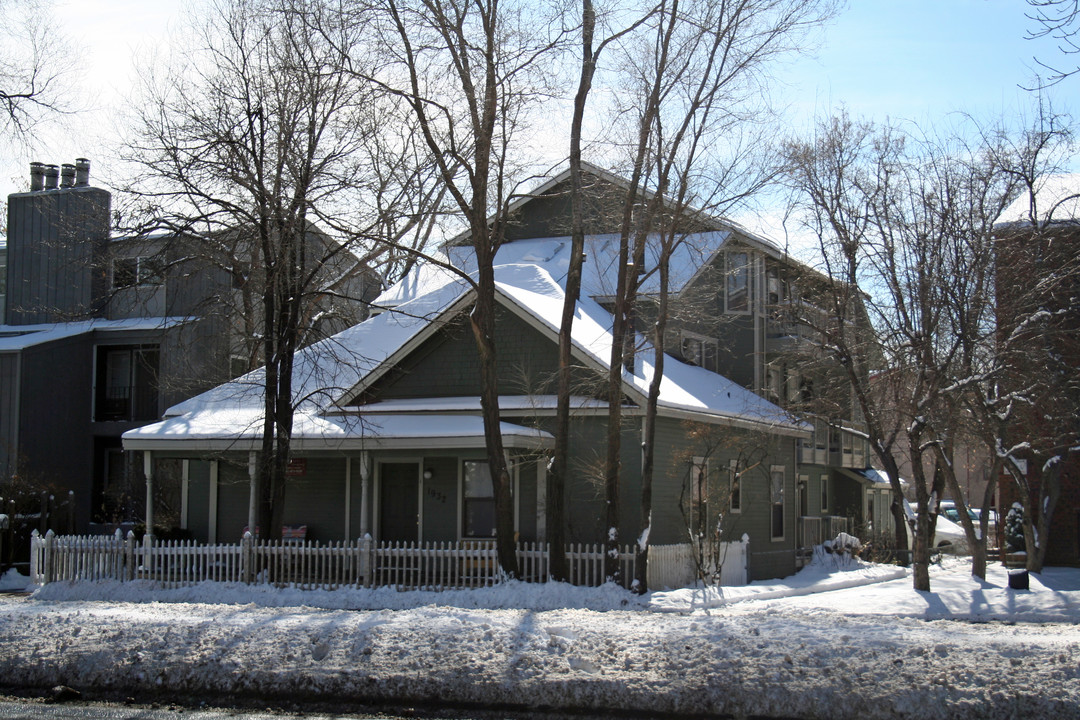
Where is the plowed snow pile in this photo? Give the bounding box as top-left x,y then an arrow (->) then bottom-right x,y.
3,558 -> 1079,719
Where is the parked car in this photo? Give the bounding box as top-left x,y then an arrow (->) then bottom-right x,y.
903,499 -> 970,554
939,501 -> 997,540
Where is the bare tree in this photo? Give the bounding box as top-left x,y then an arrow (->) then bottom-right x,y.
591,0 -> 835,588
783,109 -> 1077,588
0,0 -> 76,143
1026,0 -> 1080,86
122,0 -> 433,539
354,0 -> 571,576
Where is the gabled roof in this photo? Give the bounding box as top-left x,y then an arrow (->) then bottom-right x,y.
373,163 -> 803,309
131,263 -> 804,449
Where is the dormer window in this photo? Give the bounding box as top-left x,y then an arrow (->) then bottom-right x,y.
681,332 -> 718,372
113,256 -> 164,289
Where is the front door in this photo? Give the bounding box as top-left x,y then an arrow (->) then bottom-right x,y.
379,462 -> 419,542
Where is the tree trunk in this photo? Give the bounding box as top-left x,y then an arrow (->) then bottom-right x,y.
549,0 -> 597,583
470,283 -> 518,578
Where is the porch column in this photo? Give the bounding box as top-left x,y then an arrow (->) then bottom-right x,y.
180,459 -> 190,529
247,451 -> 258,537
208,460 -> 219,543
536,457 -> 547,542
143,451 -> 154,537
344,456 -> 352,538
358,451 -> 371,538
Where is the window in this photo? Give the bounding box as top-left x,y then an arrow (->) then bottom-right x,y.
681,333 -> 718,372
691,457 -> 709,537
113,256 -> 163,289
729,459 -> 741,513
821,475 -> 829,513
726,251 -> 750,313
463,460 -> 495,538
95,345 -> 160,421
770,466 -> 785,540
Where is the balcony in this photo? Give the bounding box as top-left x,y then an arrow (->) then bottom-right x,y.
96,384 -> 160,422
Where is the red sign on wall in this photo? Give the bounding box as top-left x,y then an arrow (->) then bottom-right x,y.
286,458 -> 307,476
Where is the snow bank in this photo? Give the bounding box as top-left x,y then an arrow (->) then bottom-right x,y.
652,548 -> 906,612
0,567 -> 30,591
5,559 -> 1080,719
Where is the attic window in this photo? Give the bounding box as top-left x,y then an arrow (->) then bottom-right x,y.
681,332 -> 718,372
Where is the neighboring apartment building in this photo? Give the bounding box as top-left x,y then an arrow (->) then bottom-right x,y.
1,160 -> 378,532
995,174 -> 1080,566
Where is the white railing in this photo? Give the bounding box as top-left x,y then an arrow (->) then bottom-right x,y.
30,530 -> 749,591
797,515 -> 853,551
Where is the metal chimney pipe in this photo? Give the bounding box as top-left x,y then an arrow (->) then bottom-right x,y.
74,158 -> 90,186
60,164 -> 76,188
29,162 -> 45,191
43,164 -> 60,190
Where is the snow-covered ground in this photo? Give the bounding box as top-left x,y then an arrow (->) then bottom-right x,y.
2,556 -> 1079,718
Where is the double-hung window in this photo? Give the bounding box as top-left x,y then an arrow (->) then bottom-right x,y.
726,251 -> 750,313
770,466 -> 785,540
462,460 -> 496,538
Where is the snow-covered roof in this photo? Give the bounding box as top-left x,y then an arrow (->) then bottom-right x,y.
0,317 -> 191,352
129,263 -> 803,449
350,395 -> 611,414
373,232 -> 729,309
997,173 -> 1080,226
122,409 -> 553,452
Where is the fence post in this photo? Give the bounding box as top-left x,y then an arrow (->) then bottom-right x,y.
43,529 -> 55,584
113,528 -> 123,580
125,531 -> 137,581
29,529 -> 39,584
142,531 -> 154,581
740,533 -> 750,585
361,534 -> 372,588
241,531 -> 253,584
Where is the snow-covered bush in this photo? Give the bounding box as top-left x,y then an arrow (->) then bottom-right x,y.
1005,503 -> 1026,553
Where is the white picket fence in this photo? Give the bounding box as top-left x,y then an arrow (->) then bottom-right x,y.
29,529 -> 749,591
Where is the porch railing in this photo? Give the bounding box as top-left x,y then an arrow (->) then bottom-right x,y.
29,529 -> 748,592
797,515 -> 853,553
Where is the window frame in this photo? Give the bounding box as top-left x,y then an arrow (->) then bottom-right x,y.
820,474 -> 829,514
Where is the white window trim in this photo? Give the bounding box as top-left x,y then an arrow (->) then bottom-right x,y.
680,331 -> 719,372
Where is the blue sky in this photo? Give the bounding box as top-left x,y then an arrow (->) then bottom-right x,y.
1,0 -> 1073,204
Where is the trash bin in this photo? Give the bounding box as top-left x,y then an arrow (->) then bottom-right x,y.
1008,569 -> 1029,590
